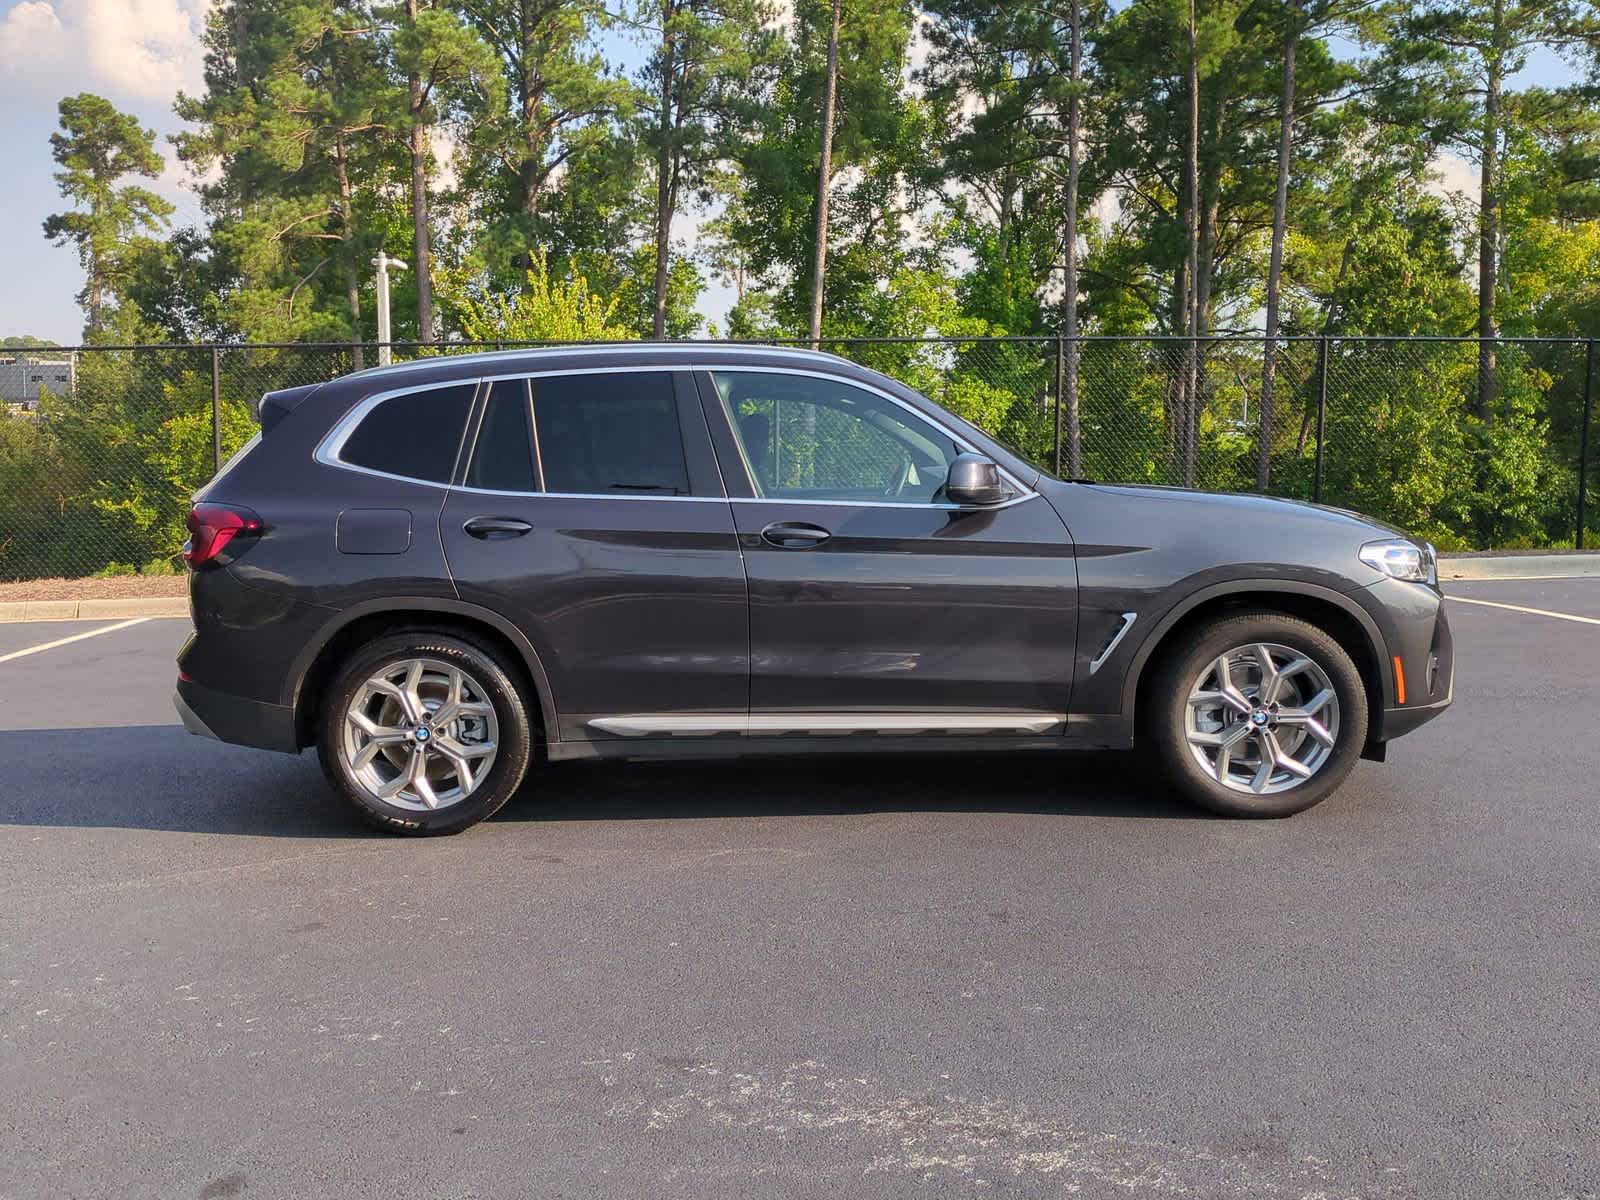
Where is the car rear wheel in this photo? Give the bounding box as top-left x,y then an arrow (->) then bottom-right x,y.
1150,611 -> 1368,817
316,631 -> 534,834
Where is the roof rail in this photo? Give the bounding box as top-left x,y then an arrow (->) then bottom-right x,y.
347,342 -> 854,380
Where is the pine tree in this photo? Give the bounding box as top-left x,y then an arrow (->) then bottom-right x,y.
42,94 -> 174,338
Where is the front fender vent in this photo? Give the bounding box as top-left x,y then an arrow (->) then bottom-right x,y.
1089,612 -> 1138,675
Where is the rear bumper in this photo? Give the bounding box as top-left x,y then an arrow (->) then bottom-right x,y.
174,676 -> 300,754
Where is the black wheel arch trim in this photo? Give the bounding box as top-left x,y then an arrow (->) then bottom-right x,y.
1117,578 -> 1393,723
282,595 -> 560,741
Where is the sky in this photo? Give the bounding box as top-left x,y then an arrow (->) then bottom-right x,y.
0,0 -> 1587,347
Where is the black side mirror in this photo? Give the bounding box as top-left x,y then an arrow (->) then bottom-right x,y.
945,452 -> 1008,506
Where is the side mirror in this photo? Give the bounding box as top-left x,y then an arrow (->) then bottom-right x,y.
945,452 -> 1008,506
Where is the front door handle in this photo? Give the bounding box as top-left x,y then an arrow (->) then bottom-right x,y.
463,516 -> 533,540
760,521 -> 832,549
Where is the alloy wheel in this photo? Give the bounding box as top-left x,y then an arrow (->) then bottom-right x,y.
339,658 -> 500,811
1184,642 -> 1341,795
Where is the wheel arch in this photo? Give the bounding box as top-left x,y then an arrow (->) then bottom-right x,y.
1124,581 -> 1389,749
285,596 -> 559,749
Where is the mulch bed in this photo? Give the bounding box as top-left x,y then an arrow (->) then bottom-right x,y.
0,576 -> 189,602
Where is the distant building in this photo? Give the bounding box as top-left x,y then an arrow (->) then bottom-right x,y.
0,354 -> 76,408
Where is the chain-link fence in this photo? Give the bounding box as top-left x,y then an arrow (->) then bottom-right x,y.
1,336 -> 1594,581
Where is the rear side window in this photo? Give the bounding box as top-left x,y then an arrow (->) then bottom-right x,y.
339,383 -> 475,483
466,379 -> 537,491
533,372 -> 689,495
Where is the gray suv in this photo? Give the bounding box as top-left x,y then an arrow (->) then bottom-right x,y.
175,344 -> 1453,834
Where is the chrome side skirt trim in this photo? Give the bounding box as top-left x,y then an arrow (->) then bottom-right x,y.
1088,612 -> 1138,675
588,711 -> 1068,737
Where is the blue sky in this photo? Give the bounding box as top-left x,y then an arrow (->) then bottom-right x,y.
0,0 -> 1586,346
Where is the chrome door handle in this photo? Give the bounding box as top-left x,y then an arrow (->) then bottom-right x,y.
463,516 -> 533,540
760,521 -> 832,548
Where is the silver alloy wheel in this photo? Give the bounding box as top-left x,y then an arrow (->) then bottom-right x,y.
1184,642 -> 1341,795
340,657 -> 499,811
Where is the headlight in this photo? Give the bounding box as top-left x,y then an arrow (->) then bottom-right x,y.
1359,537 -> 1436,585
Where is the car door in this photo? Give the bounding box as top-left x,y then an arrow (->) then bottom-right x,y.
697,366 -> 1078,731
440,368 -> 748,742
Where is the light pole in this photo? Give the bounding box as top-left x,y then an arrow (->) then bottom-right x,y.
373,251 -> 408,366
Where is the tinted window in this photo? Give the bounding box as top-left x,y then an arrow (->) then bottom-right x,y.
533,372 -> 689,495
466,379 -> 536,491
340,383 -> 475,483
711,371 -> 961,504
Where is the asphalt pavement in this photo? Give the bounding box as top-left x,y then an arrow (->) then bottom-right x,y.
2,580 -> 1598,1199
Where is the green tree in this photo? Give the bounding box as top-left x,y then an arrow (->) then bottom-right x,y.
176,0 -> 402,355
1387,0 -> 1600,413
635,0 -> 775,336
918,0 -> 1111,469
729,0 -> 922,336
452,0 -> 636,279
383,0 -> 501,342
42,94 -> 174,338
443,249 -> 635,340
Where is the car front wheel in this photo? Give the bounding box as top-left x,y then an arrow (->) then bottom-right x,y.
1150,611 -> 1368,817
316,631 -> 534,834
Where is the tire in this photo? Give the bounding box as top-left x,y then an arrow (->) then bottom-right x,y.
1148,610 -> 1368,818
316,630 -> 534,835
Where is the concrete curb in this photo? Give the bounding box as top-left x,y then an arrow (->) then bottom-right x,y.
1440,554 -> 1600,582
0,597 -> 189,623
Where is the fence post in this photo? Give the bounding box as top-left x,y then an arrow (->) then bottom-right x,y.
210,346 -> 222,474
1312,335 -> 1328,504
1579,338 -> 1596,550
1053,335 -> 1064,475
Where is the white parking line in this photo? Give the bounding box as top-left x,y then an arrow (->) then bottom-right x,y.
1446,595 -> 1600,626
0,617 -> 153,664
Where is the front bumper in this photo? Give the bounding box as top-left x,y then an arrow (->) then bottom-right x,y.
174,676 -> 300,754
1362,577 -> 1455,743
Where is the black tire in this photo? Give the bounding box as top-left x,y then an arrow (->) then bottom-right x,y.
316,630 -> 534,835
1148,610 -> 1368,818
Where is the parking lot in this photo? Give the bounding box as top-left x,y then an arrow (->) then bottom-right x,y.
2,578 -> 1598,1199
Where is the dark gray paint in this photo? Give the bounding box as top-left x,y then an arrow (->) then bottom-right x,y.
178,343 -> 1452,762
336,508 -> 413,555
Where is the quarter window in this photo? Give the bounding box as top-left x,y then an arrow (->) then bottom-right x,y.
340,383 -> 475,483
533,372 -> 689,495
711,371 -> 961,504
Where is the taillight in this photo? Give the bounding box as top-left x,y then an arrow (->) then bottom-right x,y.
183,503 -> 265,569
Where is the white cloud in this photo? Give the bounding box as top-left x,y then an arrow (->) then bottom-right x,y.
0,0 -> 208,104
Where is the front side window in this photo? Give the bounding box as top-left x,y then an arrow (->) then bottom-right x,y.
712,370 -> 962,504
339,382 -> 476,483
533,371 -> 689,495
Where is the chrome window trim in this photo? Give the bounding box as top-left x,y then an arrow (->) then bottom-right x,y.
450,483 -> 731,502
317,364 -> 1039,512
314,378 -> 482,491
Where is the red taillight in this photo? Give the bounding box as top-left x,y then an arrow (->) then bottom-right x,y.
183,503 -> 265,569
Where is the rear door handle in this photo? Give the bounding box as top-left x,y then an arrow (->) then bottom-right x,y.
463,516 -> 533,540
760,521 -> 832,549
